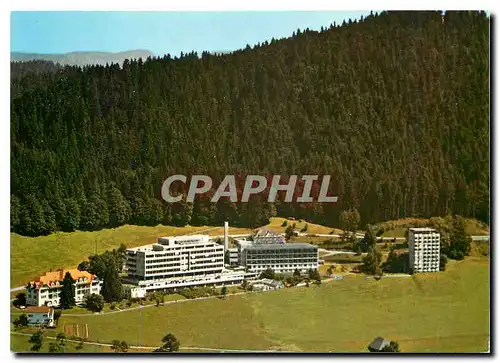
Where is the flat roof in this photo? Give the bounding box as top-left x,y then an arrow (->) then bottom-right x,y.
246,242 -> 317,250
409,227 -> 437,232
24,306 -> 53,313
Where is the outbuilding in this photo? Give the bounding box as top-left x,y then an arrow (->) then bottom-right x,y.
25,306 -> 55,328
368,336 -> 390,352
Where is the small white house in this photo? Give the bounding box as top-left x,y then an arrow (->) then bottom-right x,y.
130,287 -> 147,299
25,306 -> 55,327
250,278 -> 284,292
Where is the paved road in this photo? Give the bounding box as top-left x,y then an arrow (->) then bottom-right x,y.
318,248 -> 357,258
312,234 -> 488,242
472,235 -> 490,241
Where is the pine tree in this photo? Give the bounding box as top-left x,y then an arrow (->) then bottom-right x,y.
63,198 -> 81,232
101,260 -> 123,302
10,195 -> 20,231
107,185 -> 131,227
59,272 -> 76,309
20,195 -> 45,236
448,215 -> 472,260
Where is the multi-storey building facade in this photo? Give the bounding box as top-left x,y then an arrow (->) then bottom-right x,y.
237,240 -> 318,274
227,247 -> 239,266
408,227 -> 440,273
26,269 -> 103,307
125,235 -> 245,290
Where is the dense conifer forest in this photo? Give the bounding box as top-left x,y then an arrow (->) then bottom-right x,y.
10,11 -> 490,236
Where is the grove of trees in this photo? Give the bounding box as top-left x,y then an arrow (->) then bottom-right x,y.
11,11 -> 489,237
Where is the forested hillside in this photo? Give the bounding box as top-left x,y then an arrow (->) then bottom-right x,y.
10,11 -> 490,236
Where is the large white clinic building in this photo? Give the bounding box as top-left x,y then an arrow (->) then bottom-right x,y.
408,227 -> 441,273
26,269 -> 103,307
237,239 -> 318,274
125,235 -> 245,291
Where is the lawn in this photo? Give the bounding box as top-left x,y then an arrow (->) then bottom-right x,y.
263,217 -> 342,235
381,227 -> 407,238
33,258 -> 489,353
323,254 -> 364,264
378,218 -> 489,238
10,224 -> 252,288
10,333 -> 109,353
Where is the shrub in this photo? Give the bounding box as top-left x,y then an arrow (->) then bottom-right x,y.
14,292 -> 26,307
86,294 -> 105,312
13,314 -> 28,329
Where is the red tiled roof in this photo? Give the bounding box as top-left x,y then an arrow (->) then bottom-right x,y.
29,269 -> 95,288
24,306 -> 53,313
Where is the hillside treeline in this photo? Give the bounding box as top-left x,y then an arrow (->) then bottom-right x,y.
10,11 -> 490,236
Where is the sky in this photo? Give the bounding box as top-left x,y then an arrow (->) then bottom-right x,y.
11,11 -> 371,56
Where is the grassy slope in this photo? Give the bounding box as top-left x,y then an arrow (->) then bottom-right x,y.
264,217 -> 343,235
10,333 -> 109,353
32,258 -> 489,353
380,218 -> 489,238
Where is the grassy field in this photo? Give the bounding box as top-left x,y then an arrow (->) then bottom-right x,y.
24,257 -> 488,353
264,217 -> 342,235
10,333 -> 110,353
323,254 -> 364,264
379,218 -> 489,238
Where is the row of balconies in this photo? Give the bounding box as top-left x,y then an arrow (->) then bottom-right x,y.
247,250 -> 316,255
147,248 -> 223,258
142,269 -> 224,280
247,256 -> 318,263
249,264 -> 317,269
145,253 -> 224,262
246,254 -> 317,259
145,265 -> 223,275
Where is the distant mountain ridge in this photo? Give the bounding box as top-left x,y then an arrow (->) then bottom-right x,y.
11,50 -> 154,67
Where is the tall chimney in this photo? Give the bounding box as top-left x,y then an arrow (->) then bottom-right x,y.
224,221 -> 229,251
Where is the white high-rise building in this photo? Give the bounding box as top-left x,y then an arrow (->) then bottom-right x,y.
408,228 -> 440,273
125,235 -> 245,291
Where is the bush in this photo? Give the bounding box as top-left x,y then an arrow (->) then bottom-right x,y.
382,251 -> 409,273
14,292 -> 26,307
86,293 -> 105,312
110,303 -> 116,310
177,287 -> 219,299
281,220 -> 288,227
13,314 -> 28,329
259,268 -> 275,279
439,254 -> 448,271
